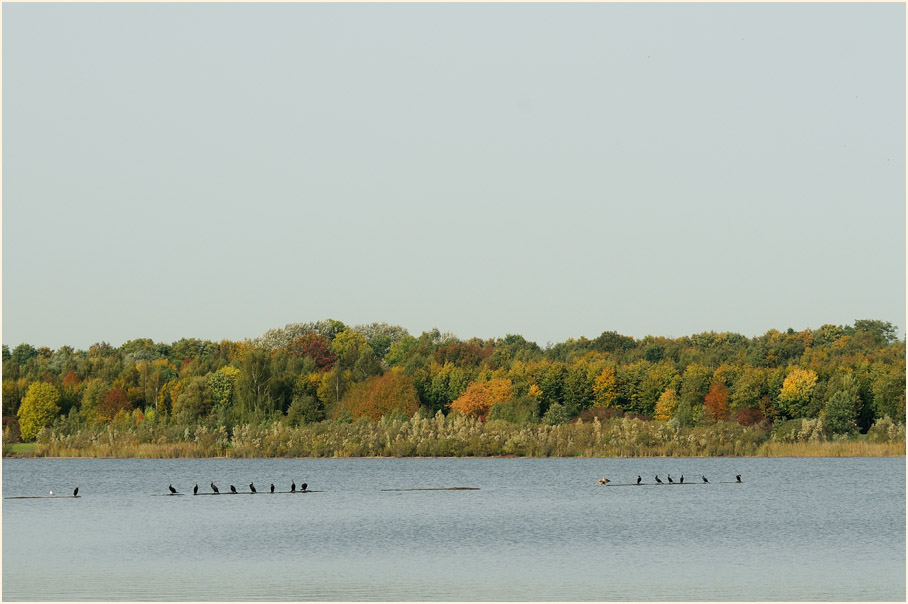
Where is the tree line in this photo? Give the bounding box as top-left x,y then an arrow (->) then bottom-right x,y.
3,318 -> 905,445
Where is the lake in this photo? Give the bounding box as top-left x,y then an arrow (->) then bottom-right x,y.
2,456 -> 905,601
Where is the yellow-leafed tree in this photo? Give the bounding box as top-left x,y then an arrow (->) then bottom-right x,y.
778,367 -> 819,418
654,388 -> 679,421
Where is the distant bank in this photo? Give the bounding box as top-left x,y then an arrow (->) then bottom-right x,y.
6,415 -> 904,459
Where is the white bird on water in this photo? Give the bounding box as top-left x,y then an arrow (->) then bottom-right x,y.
50,490 -> 54,497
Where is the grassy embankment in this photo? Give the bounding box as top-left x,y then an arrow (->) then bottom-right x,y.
5,413 -> 904,459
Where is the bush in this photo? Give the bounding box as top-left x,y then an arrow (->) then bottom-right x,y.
542,403 -> 569,425
867,416 -> 906,443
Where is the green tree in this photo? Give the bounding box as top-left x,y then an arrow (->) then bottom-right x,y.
848,319 -> 898,346
10,343 -> 38,366
678,364 -> 711,425
208,366 -> 241,408
871,362 -> 907,423
17,382 -> 61,441
172,376 -> 212,421
235,345 -> 273,415
822,374 -> 861,435
286,394 -> 325,426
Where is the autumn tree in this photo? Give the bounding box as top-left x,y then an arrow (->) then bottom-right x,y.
336,371 -> 420,421
287,333 -> 337,370
592,366 -> 619,409
654,388 -> 679,421
778,367 -> 819,419
703,382 -> 730,423
17,382 -> 61,440
450,378 -> 513,420
98,387 -> 131,422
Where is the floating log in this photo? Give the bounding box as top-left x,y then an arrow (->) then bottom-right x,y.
380,487 -> 479,491
4,496 -> 81,499
152,493 -> 186,496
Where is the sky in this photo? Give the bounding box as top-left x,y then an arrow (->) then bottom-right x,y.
2,2 -> 905,350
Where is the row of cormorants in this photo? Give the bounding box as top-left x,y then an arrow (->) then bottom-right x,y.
168,480 -> 309,495
598,474 -> 742,485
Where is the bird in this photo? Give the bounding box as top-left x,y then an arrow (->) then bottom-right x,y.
230,485 -> 237,494
194,482 -> 199,495
73,486 -> 79,497
736,475 -> 742,483
211,481 -> 219,494
270,483 -> 275,493
50,490 -> 54,497
636,475 -> 642,485
702,476 -> 709,483
249,482 -> 256,493
667,475 -> 674,484
680,475 -> 684,484
168,484 -> 177,495
598,477 -> 610,485
291,480 -> 296,493
301,483 -> 308,492
655,475 -> 663,484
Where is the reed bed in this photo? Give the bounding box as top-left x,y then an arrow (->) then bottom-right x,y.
23,412 -> 904,459
756,440 -> 906,457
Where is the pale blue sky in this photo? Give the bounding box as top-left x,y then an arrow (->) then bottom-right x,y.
3,2 -> 905,350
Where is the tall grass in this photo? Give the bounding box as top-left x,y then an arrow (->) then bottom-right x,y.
25,412 -> 904,459
756,440 -> 906,457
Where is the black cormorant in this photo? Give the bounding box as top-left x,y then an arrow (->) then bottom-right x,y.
169,484 -> 177,494
249,482 -> 257,493
301,483 -> 308,492
655,475 -> 663,484
636,475 -> 642,485
680,475 -> 684,484
291,480 -> 296,493
73,486 -> 79,497
194,482 -> 199,495
702,476 -> 709,483
230,485 -> 237,494
211,481 -> 219,494
667,475 -> 674,483
270,483 -> 275,493
736,475 -> 742,483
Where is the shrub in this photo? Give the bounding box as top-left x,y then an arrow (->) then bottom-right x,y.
542,402 -> 569,425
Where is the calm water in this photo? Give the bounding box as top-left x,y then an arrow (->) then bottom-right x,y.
2,456 -> 905,601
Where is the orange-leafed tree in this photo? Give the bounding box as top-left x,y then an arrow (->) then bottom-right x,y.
703,381 -> 730,422
338,371 -> 419,421
449,378 -> 512,420
98,387 -> 131,422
